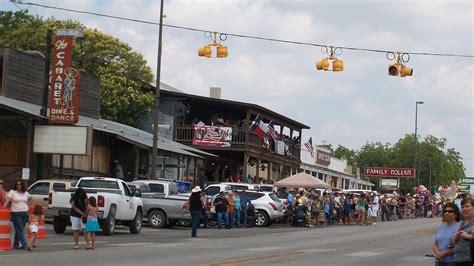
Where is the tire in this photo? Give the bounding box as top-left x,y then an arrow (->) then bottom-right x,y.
102,208 -> 116,236
53,217 -> 67,234
129,209 -> 143,234
147,210 -> 166,229
255,210 -> 269,227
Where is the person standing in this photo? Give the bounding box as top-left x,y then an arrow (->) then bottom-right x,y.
199,191 -> 209,229
84,197 -> 101,249
226,192 -> 235,228
188,186 -> 203,237
0,180 -> 6,208
232,191 -> 241,228
114,160 -> 124,180
453,197 -> 474,265
3,180 -> 32,250
358,194 -> 367,225
70,187 -> 88,249
214,192 -> 229,229
240,190 -> 251,228
433,202 -> 460,266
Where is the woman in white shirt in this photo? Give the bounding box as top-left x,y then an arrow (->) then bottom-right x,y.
3,180 -> 32,250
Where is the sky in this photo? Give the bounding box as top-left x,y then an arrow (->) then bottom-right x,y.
2,0 -> 473,177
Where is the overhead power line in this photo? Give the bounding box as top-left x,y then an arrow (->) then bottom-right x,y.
14,1 -> 474,58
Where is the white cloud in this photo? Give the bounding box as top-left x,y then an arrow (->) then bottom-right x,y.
2,0 -> 472,176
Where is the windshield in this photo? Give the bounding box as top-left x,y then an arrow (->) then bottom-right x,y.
78,180 -> 119,189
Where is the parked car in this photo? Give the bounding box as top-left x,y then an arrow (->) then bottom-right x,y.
208,190 -> 284,227
130,180 -> 178,198
27,179 -> 76,218
204,183 -> 259,196
49,177 -> 143,235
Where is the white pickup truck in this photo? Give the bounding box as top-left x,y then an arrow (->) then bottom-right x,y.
49,177 -> 143,236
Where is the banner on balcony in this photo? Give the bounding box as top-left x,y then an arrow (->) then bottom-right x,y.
193,125 -> 232,147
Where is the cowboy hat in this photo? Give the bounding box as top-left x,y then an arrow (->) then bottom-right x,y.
191,186 -> 201,193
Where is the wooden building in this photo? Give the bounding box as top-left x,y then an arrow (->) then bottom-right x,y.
0,49 -> 208,187
148,87 -> 310,184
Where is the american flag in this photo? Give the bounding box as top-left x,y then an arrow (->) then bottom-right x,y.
304,137 -> 314,158
268,121 -> 277,141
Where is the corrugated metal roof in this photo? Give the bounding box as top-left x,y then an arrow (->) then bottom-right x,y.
0,95 -> 46,118
0,95 -> 212,158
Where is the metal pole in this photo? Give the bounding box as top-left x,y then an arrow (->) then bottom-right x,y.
414,103 -> 418,187
37,30 -> 52,180
429,157 -> 432,192
151,0 -> 165,179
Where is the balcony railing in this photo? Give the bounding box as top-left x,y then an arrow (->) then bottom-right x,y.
174,125 -> 301,159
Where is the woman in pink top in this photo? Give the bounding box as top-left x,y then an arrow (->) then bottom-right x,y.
3,180 -> 32,250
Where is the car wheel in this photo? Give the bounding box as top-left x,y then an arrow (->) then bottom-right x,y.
255,211 -> 269,227
129,208 -> 142,234
102,209 -> 116,236
148,210 -> 166,228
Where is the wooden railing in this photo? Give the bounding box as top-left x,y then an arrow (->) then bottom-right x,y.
174,125 -> 301,159
174,125 -> 247,145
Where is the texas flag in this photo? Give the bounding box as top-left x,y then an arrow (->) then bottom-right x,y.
250,115 -> 268,139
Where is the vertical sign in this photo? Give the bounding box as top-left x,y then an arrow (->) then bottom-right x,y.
49,36 -> 80,124
22,168 -> 30,180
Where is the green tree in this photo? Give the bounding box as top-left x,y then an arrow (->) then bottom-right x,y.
0,11 -> 154,127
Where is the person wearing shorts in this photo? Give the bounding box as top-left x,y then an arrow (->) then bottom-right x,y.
70,188 -> 88,249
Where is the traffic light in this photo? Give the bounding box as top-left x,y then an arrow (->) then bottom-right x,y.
388,52 -> 413,77
388,63 -> 400,76
315,58 -> 329,71
216,45 -> 228,58
332,59 -> 344,72
400,65 -> 413,77
198,32 -> 229,58
198,45 -> 212,58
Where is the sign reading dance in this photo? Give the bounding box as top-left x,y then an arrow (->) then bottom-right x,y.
49,35 -> 81,124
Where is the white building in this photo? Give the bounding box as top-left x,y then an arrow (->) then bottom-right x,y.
299,146 -> 374,190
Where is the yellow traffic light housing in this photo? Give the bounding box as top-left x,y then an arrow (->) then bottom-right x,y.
316,58 -> 329,71
198,32 -> 229,58
400,65 -> 413,77
315,46 -> 344,72
388,63 -> 400,76
388,52 -> 413,77
198,45 -> 212,58
332,59 -> 344,72
216,45 -> 228,58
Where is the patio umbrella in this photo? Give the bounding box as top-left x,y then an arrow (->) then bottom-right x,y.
274,172 -> 331,189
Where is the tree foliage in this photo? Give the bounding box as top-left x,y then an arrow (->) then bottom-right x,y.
0,11 -> 154,127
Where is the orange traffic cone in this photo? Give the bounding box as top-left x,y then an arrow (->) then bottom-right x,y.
0,208 -> 12,251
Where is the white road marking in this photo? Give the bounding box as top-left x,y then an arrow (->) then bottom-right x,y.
108,242 -> 154,247
347,251 -> 382,257
397,256 -> 432,262
146,243 -> 190,248
244,247 -> 284,251
303,248 -> 336,253
51,241 -> 108,245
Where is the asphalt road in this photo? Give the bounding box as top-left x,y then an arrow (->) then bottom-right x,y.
0,218 -> 439,266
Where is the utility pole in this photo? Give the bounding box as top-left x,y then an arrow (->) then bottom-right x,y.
151,0 -> 165,179
413,101 -> 424,187
37,30 -> 52,180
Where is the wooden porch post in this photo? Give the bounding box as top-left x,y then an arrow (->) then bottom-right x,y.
268,161 -> 273,182
243,152 -> 248,177
256,158 -> 260,180
134,146 -> 139,180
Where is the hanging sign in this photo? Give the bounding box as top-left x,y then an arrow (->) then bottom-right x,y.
49,35 -> 81,124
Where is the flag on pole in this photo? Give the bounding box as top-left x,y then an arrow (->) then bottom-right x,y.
304,137 -> 314,158
268,121 -> 277,141
250,115 -> 266,139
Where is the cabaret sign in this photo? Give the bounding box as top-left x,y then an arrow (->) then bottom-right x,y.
364,167 -> 415,178
49,36 -> 80,124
